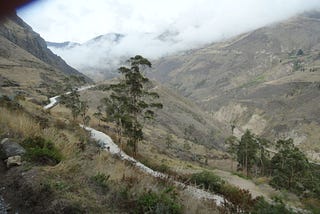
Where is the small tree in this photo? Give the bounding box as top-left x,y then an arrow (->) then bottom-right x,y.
60,88 -> 81,121
103,55 -> 162,156
100,88 -> 129,147
270,138 -> 309,190
225,135 -> 238,171
93,105 -> 103,126
79,101 -> 90,126
236,130 -> 258,176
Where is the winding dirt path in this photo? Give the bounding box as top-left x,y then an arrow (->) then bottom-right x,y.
46,87 -> 225,206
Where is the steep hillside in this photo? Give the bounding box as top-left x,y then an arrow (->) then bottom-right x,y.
81,81 -> 226,150
152,11 -> 320,160
0,13 -> 91,99
0,13 -> 89,79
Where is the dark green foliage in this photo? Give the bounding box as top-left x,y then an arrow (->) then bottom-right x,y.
60,89 -> 90,124
189,171 -> 258,213
252,197 -> 294,214
45,75 -> 86,98
91,172 -> 110,189
237,130 -> 259,176
270,139 -> 309,191
190,171 -> 225,193
292,59 -> 302,71
60,89 -> 81,121
229,131 -> 270,177
102,55 -> 162,156
79,101 -> 90,126
22,136 -> 62,165
137,187 -> 182,214
302,197 -> 320,213
0,95 -> 22,110
138,158 -> 171,174
296,49 -> 304,56
220,184 -> 256,213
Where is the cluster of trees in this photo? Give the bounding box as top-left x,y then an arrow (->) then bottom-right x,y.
58,56 -> 162,157
227,130 -> 320,199
46,75 -> 86,98
60,88 -> 90,125
99,55 -> 162,156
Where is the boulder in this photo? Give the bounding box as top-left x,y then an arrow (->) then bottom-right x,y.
6,155 -> 22,168
0,138 -> 26,159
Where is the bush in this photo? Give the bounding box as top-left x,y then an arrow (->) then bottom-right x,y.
138,157 -> 171,174
302,197 -> 320,213
220,184 -> 256,213
190,171 -> 225,193
137,187 -> 182,214
0,95 -> 22,110
252,197 -> 293,214
91,172 -> 110,189
22,136 -> 62,165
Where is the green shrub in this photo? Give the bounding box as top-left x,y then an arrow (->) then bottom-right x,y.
252,197 -> 293,214
0,95 -> 22,110
138,158 -> 171,174
220,184 -> 256,213
91,172 -> 110,189
190,171 -> 225,193
302,197 -> 320,213
22,136 -> 62,165
137,187 -> 182,214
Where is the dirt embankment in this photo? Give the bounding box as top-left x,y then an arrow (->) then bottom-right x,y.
0,161 -> 55,214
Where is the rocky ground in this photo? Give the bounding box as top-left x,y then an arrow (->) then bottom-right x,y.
0,195 -> 7,214
0,162 -> 8,214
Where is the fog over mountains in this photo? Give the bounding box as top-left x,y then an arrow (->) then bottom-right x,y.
35,0 -> 320,79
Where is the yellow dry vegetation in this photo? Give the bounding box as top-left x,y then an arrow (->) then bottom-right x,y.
0,107 -> 41,137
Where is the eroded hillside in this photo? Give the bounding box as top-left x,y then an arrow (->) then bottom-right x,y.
152,11 -> 320,160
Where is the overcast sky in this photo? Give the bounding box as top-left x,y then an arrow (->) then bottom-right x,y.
18,0 -> 320,43
16,0 -> 320,77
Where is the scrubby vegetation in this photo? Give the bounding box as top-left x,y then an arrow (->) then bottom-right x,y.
137,187 -> 182,214
22,136 -> 62,165
228,130 -> 320,211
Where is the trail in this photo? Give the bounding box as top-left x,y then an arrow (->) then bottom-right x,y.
43,85 -> 94,110
81,126 -> 224,204
45,86 -> 225,206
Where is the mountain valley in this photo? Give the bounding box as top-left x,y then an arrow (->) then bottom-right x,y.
1,8 -> 320,214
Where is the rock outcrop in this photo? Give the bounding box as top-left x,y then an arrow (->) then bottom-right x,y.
0,138 -> 25,160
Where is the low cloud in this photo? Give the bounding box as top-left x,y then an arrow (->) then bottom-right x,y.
20,0 -> 320,77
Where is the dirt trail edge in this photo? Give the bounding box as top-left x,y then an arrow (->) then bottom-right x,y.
81,125 -> 224,205
43,86 -> 225,205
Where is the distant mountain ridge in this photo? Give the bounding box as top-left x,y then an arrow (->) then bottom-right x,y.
46,33 -> 126,80
150,11 -> 320,160
0,13 -> 89,80
0,13 -> 92,100
46,41 -> 80,49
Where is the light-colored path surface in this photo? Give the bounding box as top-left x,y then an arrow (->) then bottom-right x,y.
45,87 -> 225,205
44,85 -> 94,110
214,169 -> 274,199
81,125 -> 225,205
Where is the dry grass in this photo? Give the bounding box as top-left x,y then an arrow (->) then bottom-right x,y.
0,107 -> 42,138
180,192 -> 219,214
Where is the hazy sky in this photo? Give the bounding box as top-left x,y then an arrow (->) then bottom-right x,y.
16,0 -> 320,76
18,0 -> 320,43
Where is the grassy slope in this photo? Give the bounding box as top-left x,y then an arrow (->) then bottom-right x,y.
152,13 -> 320,161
